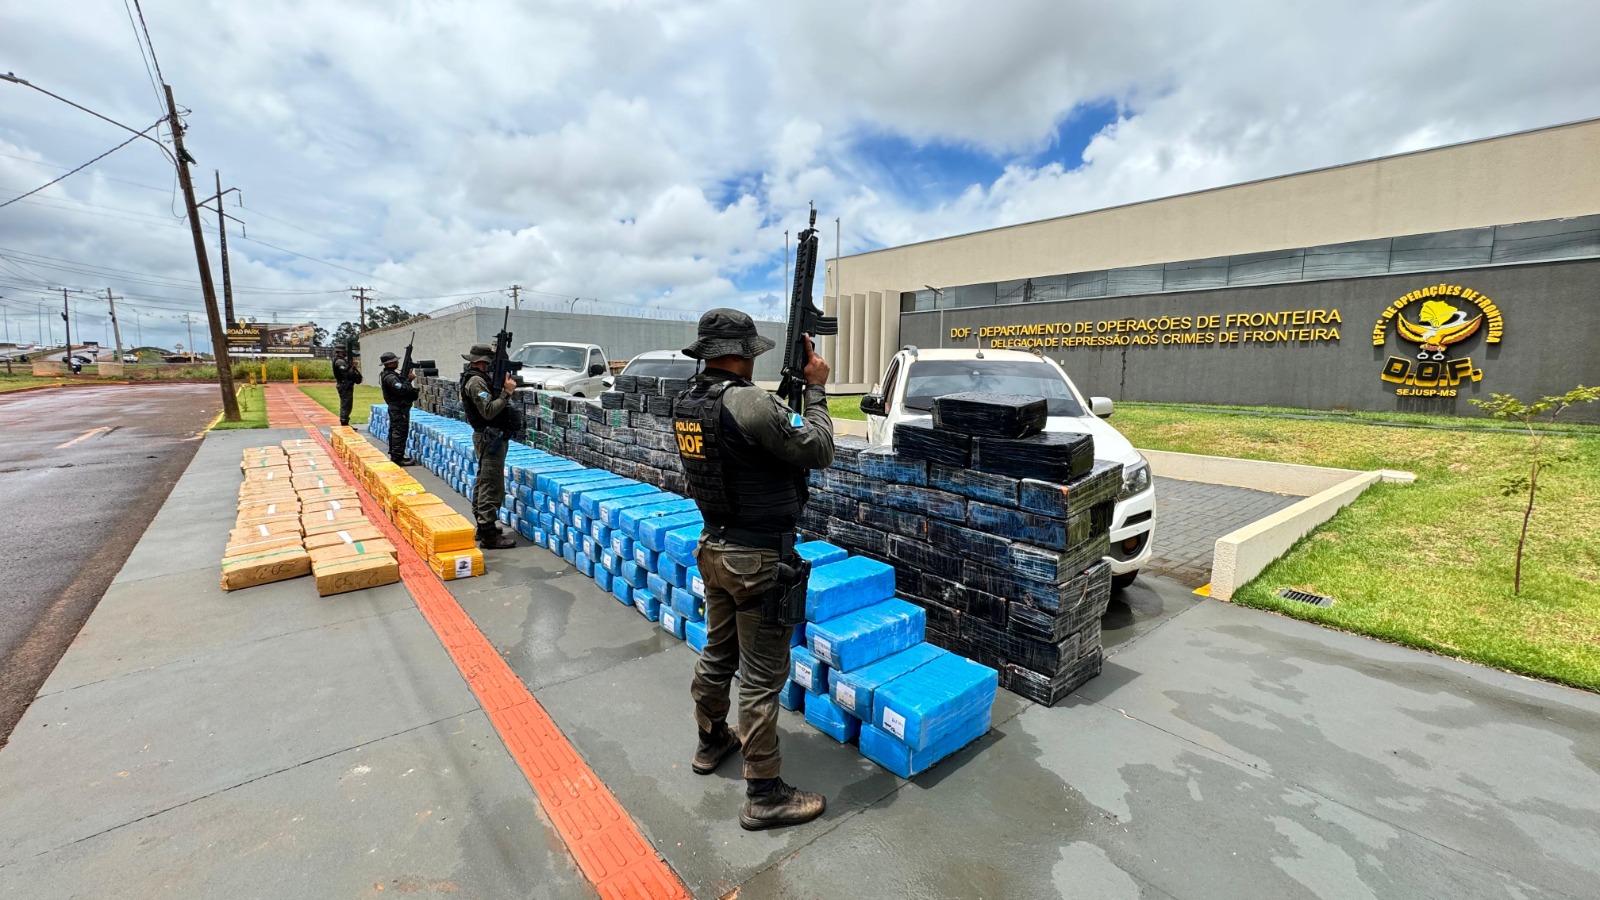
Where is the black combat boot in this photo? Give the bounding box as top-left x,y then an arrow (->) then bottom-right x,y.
477,525 -> 515,549
691,724 -> 741,775
739,778 -> 825,831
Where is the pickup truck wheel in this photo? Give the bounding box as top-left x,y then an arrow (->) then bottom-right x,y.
572,392 -> 584,398
1111,570 -> 1138,590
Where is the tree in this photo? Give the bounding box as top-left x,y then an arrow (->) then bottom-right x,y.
362,304 -> 426,331
331,321 -> 361,353
1470,385 -> 1600,594
311,324 -> 329,347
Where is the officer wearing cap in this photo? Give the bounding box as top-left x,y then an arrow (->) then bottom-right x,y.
673,307 -> 833,830
460,343 -> 519,549
378,351 -> 418,465
332,345 -> 362,426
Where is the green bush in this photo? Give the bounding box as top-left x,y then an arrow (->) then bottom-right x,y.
230,358 -> 334,380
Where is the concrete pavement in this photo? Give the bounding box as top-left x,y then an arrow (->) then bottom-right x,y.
1,420 -> 1597,899
0,383 -> 218,746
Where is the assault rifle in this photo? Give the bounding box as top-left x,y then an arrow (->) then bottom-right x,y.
488,310 -> 523,397
400,331 -> 438,381
345,335 -> 363,384
777,203 -> 838,413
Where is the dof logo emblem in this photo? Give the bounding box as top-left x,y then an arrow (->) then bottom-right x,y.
674,419 -> 705,458
1372,284 -> 1503,398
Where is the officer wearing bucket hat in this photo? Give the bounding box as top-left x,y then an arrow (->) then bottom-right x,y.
460,343 -> 520,549
673,307 -> 834,830
378,351 -> 418,465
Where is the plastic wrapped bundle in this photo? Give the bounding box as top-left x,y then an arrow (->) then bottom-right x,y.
804,691 -> 861,743
857,447 -> 928,486
634,589 -> 662,621
685,618 -> 708,653
859,506 -> 928,541
871,651 -> 997,751
613,375 -> 640,393
887,535 -> 963,580
1000,646 -> 1102,706
795,540 -> 848,568
806,555 -> 896,622
859,712 -> 989,779
826,518 -> 889,558
961,618 -> 1081,676
662,524 -> 703,566
790,644 -> 830,694
596,489 -> 672,528
1017,459 -> 1124,520
646,395 -> 674,417
831,435 -> 871,473
659,605 -> 686,639
617,498 -> 698,534
893,419 -> 971,467
636,511 -> 702,551
809,599 -> 926,672
1009,535 -> 1108,587
561,476 -> 635,511
658,377 -> 690,397
927,463 -> 1019,506
830,642 -> 944,720
599,391 -> 626,410
931,392 -> 1047,439
778,679 -> 806,712
624,393 -> 647,412
972,431 -> 1094,483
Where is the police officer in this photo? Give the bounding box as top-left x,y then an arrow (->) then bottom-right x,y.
378,351 -> 418,466
332,346 -> 362,426
460,343 -> 519,549
674,308 -> 833,831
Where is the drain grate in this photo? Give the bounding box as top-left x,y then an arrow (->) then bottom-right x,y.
1278,588 -> 1335,607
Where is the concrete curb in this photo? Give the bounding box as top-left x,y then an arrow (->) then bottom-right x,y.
1141,448 -> 1362,497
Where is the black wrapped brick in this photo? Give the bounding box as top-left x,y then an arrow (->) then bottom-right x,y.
1010,535 -> 1109,588
972,430 -> 1094,483
927,463 -> 1019,505
613,374 -> 639,393
927,520 -> 1011,564
893,419 -> 972,467
646,395 -> 674,417
962,618 -> 1082,676
1017,459 -> 1125,520
658,377 -> 690,396
1000,647 -> 1103,707
931,392 -> 1048,439
919,573 -> 1007,626
807,490 -> 860,521
831,436 -> 870,473
624,393 -> 647,412
633,375 -> 659,394
826,518 -> 889,557
599,391 -> 625,410
857,504 -> 929,540
886,534 -> 963,580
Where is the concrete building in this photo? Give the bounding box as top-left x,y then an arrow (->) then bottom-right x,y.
360,303 -> 785,385
823,118 -> 1600,421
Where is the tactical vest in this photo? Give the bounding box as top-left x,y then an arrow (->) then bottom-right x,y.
673,373 -> 805,533
380,368 -> 409,406
460,370 -> 519,431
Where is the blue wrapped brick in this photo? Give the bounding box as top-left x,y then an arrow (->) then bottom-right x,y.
872,652 -> 998,752
859,713 -> 990,778
685,619 -> 709,653
795,540 -> 848,568
537,468 -> 617,498
634,545 -> 660,570
779,679 -> 806,712
790,645 -> 830,695
619,560 -> 650,589
809,599 -> 926,672
792,622 -> 807,647
634,589 -> 661,621
647,572 -> 672,602
591,522 -> 611,545
594,568 -> 613,593
687,565 -> 706,599
831,642 -> 945,720
562,542 -> 577,565
669,581 -> 702,621
657,558 -> 689,589
967,502 -> 1067,550
598,490 -> 673,528
659,605 -> 686,639
618,498 -> 699,535
663,526 -> 703,565
598,549 -> 619,573
610,533 -> 634,560
578,482 -> 659,518
581,536 -> 599,561
612,580 -> 633,605
575,552 -> 594,578
804,691 -> 861,743
560,475 -> 632,509
807,556 -> 896,622
637,511 -> 703,552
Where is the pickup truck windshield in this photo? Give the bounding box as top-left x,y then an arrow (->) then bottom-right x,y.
623,358 -> 699,378
512,345 -> 586,370
903,359 -> 1085,417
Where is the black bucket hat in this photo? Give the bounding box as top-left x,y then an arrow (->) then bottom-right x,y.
462,343 -> 495,363
379,351 -> 398,364
683,308 -> 775,360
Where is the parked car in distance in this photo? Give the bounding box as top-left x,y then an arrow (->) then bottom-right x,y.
619,350 -> 698,381
122,353 -> 139,363
510,342 -> 612,397
859,347 -> 1156,589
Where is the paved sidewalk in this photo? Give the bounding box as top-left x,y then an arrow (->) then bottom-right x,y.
264,384 -> 338,427
1147,477 -> 1299,587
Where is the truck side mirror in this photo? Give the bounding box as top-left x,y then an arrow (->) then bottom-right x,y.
1090,397 -> 1115,418
589,364 -> 606,377
860,393 -> 887,417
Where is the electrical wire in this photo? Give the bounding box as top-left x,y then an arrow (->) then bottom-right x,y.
0,124 -> 161,211
121,0 -> 167,120
130,0 -> 166,86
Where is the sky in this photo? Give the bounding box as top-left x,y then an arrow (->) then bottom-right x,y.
1,0 -> 1598,353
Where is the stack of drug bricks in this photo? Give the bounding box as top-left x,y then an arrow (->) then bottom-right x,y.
328,425 -> 484,581
797,393 -> 1122,707
399,384 -> 1117,706
372,405 -> 1001,778
222,440 -> 402,596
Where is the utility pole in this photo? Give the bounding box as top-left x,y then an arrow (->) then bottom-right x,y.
509,284 -> 522,310
182,313 -> 196,361
198,171 -> 244,326
350,286 -> 370,333
165,83 -> 239,420
55,288 -> 84,369
103,289 -> 125,365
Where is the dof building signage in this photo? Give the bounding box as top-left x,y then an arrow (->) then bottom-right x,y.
949,307 -> 1345,349
1372,284 -> 1504,398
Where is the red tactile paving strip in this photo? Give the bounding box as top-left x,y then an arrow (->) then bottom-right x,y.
295,416 -> 689,900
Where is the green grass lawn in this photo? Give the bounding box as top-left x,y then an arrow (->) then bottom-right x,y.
0,372 -> 118,392
300,384 -> 383,424
829,394 -> 867,421
1110,402 -> 1600,691
211,385 -> 269,430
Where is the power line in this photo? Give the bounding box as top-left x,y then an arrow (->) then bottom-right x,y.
130,0 -> 166,85
0,123 -> 162,211
121,0 -> 166,119
0,151 -> 173,194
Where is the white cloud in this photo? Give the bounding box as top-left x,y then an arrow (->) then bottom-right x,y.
1,0 -> 1597,353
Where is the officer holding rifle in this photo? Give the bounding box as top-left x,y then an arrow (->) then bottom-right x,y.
460,343 -> 520,550
674,307 -> 834,830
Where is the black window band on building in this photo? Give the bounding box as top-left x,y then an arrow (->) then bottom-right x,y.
902,214 -> 1600,312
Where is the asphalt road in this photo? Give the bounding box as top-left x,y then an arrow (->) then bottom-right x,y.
0,384 -> 219,747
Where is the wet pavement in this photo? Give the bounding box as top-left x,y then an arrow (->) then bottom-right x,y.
0,383 -> 218,746
1146,477 -> 1300,587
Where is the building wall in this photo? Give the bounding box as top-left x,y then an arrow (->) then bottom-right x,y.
826,119 -> 1600,298
896,258 -> 1600,423
360,307 -> 785,384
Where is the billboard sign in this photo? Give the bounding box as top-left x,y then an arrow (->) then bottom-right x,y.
226,322 -> 317,358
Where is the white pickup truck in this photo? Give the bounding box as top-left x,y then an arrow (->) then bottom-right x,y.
510,342 -> 613,397
860,347 -> 1156,588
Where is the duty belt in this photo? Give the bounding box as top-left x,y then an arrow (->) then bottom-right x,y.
702,524 -> 796,555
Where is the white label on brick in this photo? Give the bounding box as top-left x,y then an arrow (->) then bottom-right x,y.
258,525 -> 269,537
812,636 -> 832,664
266,503 -> 276,515
330,500 -> 341,510
337,530 -> 353,544
882,707 -> 906,740
794,662 -> 814,690
836,682 -> 857,712
662,610 -> 676,630
325,510 -> 336,520
455,555 -> 473,577
691,576 -> 705,597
